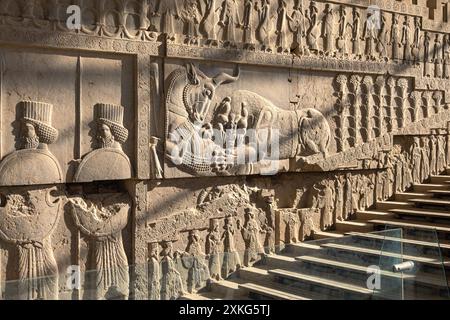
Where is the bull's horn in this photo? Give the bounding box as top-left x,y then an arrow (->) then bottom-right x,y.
212,65 -> 240,87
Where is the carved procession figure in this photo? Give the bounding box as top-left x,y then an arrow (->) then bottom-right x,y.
337,5 -> 351,57
276,0 -> 290,53
420,136 -> 430,182
306,1 -> 320,52
423,32 -> 433,77
334,176 -> 344,222
390,13 -> 401,61
444,34 -> 450,79
181,230 -> 210,293
363,10 -> 377,60
289,1 -> 307,56
221,216 -> 241,278
156,0 -> 179,41
351,7 -> 362,60
241,208 -> 264,267
202,0 -> 219,44
411,137 -> 422,184
434,34 -> 443,78
412,16 -> 421,65
206,219 -> 222,280
0,101 -> 62,300
401,16 -> 412,63
377,12 -> 389,61
160,241 -> 184,300
322,4 -> 335,57
242,0 -> 256,46
180,0 -> 202,45
148,243 -> 161,300
257,0 -> 273,51
68,193 -> 131,300
430,135 -> 438,175
219,0 -> 241,45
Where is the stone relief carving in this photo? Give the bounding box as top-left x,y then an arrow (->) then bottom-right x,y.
74,104 -> 132,183
165,63 -> 331,177
0,101 -> 62,186
68,193 -> 131,300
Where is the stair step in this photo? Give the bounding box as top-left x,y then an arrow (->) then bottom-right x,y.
376,201 -> 413,210
356,210 -> 395,220
335,221 -> 374,233
389,208 -> 450,219
209,279 -> 242,298
284,242 -> 322,256
264,254 -> 298,269
269,269 -> 373,297
411,198 -> 450,208
239,282 -> 310,300
313,231 -> 345,240
430,175 -> 450,184
368,218 -> 450,233
295,255 -> 448,289
345,232 -> 450,250
429,190 -> 450,197
395,192 -> 432,201
414,184 -> 450,192
320,243 -> 448,267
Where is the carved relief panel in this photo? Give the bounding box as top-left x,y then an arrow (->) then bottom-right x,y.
0,48 -> 135,186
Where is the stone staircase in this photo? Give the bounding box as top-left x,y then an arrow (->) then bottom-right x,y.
182,171 -> 450,300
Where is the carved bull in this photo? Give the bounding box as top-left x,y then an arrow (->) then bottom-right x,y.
165,64 -> 331,175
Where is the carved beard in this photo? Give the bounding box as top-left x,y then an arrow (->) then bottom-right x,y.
97,135 -> 115,149
21,135 -> 40,149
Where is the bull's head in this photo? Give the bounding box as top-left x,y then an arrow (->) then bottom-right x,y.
184,63 -> 240,124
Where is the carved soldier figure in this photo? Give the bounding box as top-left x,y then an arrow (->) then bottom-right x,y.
437,134 -> 446,173
289,1 -> 307,56
182,230 -> 210,293
334,176 -> 344,222
148,243 -> 161,300
385,153 -> 395,199
0,101 -> 62,300
401,152 -> 413,191
351,7 -> 362,60
242,0 -> 255,45
423,32 -> 433,77
284,210 -> 300,243
343,173 -> 353,219
202,0 -> 219,44
241,207 -> 263,267
434,34 -> 443,78
322,4 -> 335,56
181,0 -> 202,45
155,0 -> 179,41
257,0 -> 273,51
401,16 -> 412,63
276,0 -> 290,53
412,16 -> 421,65
411,137 -> 422,184
74,104 -> 132,182
221,216 -> 241,278
430,134 -> 438,175
337,5 -> 351,57
390,13 -> 401,61
306,1 -> 320,52
219,0 -> 241,45
160,241 -> 184,300
206,219 -> 222,281
377,12 -> 389,61
420,136 -> 430,182
363,11 -> 377,61
444,34 -> 450,79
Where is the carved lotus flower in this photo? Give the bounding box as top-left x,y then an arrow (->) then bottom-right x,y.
397,78 -> 408,89
410,91 -> 423,103
422,91 -> 433,103
349,75 -> 361,92
433,91 -> 443,101
336,75 -> 348,86
375,76 -> 385,88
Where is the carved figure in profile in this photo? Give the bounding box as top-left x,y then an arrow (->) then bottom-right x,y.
202,0 -> 219,45
221,215 -> 241,278
306,1 -> 320,52
420,136 -> 430,182
257,0 -> 273,51
0,101 -> 63,300
444,34 -> 450,79
68,193 -> 131,300
390,13 -> 401,61
148,242 -> 161,300
322,4 -> 335,57
289,1 -> 307,56
206,219 -> 222,280
412,16 -> 421,65
362,10 -> 377,60
343,173 -> 353,219
276,0 -> 290,53
219,0 -> 241,45
377,12 -> 389,61
437,134 -> 446,173
411,137 -> 422,184
283,210 -> 300,243
241,207 -> 263,267
242,0 -> 255,46
180,0 -> 202,45
430,135 -> 438,175
351,7 -> 362,60
73,103 -> 132,182
434,34 -> 443,78
181,230 -> 210,293
155,0 -> 179,41
160,241 -> 184,300
401,16 -> 412,63
334,175 -> 344,222
423,32 -> 433,77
